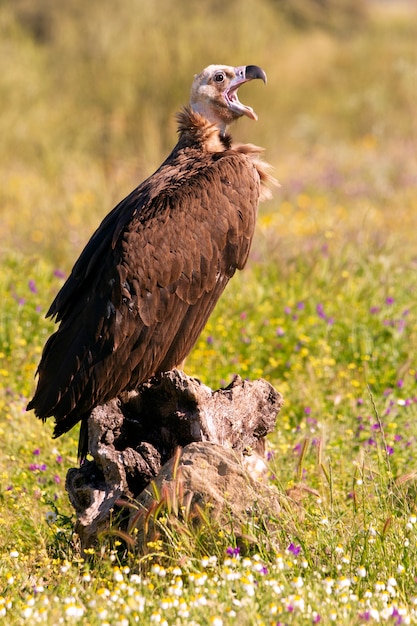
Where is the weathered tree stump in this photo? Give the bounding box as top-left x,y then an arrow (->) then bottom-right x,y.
65,370 -> 283,549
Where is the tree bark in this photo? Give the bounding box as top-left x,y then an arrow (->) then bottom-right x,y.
65,370 -> 283,549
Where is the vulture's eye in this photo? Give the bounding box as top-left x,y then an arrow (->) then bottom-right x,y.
214,72 -> 225,83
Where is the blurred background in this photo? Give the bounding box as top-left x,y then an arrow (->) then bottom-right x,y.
1,0 -> 416,266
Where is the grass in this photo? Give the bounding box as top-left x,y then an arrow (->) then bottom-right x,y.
1,0 -> 417,623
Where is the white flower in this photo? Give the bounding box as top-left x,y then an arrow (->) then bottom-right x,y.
113,568 -> 124,583
45,511 -> 57,524
65,604 -> 84,618
292,576 -> 304,589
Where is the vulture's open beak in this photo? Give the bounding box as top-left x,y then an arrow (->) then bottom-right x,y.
225,65 -> 267,121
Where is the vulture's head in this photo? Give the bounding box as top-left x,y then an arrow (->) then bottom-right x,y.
190,64 -> 267,133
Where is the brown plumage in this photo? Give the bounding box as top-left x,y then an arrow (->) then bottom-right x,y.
27,64 -> 275,459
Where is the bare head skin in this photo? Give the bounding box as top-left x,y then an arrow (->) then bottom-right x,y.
190,64 -> 267,134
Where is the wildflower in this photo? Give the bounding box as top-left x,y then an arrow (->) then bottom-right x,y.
288,594 -> 305,611
113,567 -> 124,583
337,576 -> 351,590
22,606 -> 33,618
387,577 -> 398,595
288,542 -> 301,556
65,603 -> 84,618
130,574 -> 142,585
45,511 -> 57,524
323,578 -> 334,594
226,546 -> 240,557
357,566 -> 367,578
151,564 -> 166,577
269,603 -> 278,615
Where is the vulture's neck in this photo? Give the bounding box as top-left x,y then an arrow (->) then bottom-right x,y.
176,107 -> 232,152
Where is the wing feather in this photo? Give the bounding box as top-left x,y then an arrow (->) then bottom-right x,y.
28,146 -> 261,439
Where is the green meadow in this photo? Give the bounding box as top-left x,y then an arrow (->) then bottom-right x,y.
1,0 -> 417,623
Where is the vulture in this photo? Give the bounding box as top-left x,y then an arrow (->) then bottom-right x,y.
27,64 -> 275,459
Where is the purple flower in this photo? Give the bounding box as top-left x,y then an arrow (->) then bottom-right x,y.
56,455 -> 63,463
206,336 -> 214,345
316,303 -> 334,324
288,542 -> 301,556
54,475 -> 61,484
226,546 -> 240,557
317,303 -> 326,319
28,279 -> 37,294
369,306 -> 380,314
29,463 -> 47,471
385,445 -> 394,456
397,379 -> 404,388
33,448 -> 41,456
386,297 -> 394,305
304,407 -> 311,415
297,301 -> 305,310
53,269 -> 66,278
